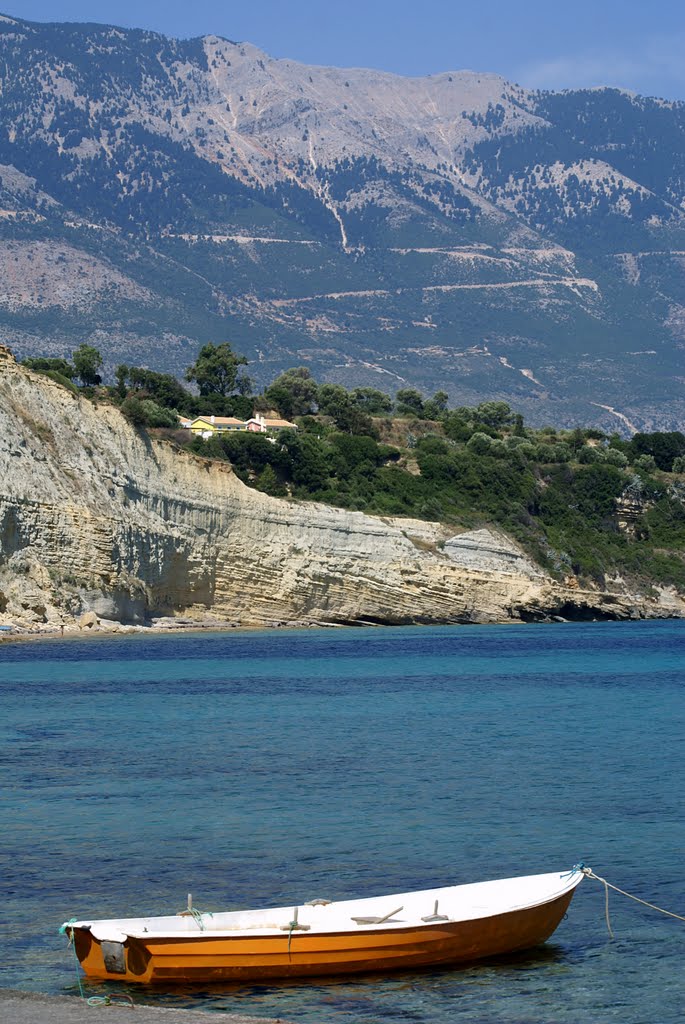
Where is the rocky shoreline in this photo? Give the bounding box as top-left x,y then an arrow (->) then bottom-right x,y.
1,601 -> 682,647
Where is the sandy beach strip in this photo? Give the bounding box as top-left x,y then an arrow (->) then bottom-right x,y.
0,617 -> 355,645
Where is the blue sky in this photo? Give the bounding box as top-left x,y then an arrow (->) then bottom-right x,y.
4,0 -> 685,101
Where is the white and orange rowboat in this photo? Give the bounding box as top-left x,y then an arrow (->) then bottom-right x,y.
62,866 -> 585,984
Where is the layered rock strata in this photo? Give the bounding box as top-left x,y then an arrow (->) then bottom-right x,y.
0,348 -> 681,632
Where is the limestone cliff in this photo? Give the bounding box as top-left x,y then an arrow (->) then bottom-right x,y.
0,348 -> 681,633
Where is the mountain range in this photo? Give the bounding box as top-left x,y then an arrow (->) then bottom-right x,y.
1,12 -> 684,430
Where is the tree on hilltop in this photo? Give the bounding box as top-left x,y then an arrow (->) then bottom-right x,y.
395,388 -> 425,418
475,401 -> 513,429
350,387 -> 393,415
116,364 -> 190,410
316,383 -> 349,419
423,390 -> 449,419
316,383 -> 376,436
73,344 -> 103,386
185,342 -> 251,398
264,366 -> 318,419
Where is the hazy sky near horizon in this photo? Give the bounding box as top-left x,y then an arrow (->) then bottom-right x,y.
4,0 -> 685,102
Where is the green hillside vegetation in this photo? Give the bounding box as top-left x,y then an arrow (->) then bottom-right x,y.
20,343 -> 685,595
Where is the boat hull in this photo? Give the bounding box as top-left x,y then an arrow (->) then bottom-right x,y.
71,887 -> 577,984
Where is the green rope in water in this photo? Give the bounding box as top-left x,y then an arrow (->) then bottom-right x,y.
61,920 -> 136,1008
62,923 -> 86,1000
67,929 -> 87,999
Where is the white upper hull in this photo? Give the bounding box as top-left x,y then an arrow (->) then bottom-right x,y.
67,868 -> 584,942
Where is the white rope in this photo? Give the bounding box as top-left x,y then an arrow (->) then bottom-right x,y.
581,866 -> 685,937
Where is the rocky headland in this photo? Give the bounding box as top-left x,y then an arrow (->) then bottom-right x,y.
0,347 -> 682,636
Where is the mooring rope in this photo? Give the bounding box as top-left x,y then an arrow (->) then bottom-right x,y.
86,994 -> 135,1008
64,926 -> 86,1000
179,893 -> 213,931
281,906 -> 310,958
578,865 -> 685,937
287,920 -> 297,958
187,906 -> 212,930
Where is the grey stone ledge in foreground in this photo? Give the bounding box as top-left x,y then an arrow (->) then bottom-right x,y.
0,990 -> 290,1024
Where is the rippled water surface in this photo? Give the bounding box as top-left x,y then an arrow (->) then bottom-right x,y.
1,621 -> 683,1022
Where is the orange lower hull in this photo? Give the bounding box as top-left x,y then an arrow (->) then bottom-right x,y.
73,888 -> 576,984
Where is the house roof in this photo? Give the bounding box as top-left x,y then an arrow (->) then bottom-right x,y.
262,418 -> 297,428
190,416 -> 245,426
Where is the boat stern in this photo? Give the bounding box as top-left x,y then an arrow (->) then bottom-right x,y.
64,924 -> 154,983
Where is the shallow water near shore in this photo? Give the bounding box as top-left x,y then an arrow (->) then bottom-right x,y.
1,620 -> 683,1023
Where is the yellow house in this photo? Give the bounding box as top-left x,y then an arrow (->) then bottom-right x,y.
188,415 -> 246,437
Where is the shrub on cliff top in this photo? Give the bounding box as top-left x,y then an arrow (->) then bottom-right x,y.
121,396 -> 178,428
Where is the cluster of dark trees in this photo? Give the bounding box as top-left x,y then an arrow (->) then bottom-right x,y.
23,344 -> 103,388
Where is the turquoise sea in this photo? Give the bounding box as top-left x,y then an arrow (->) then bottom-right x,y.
1,620 -> 683,1023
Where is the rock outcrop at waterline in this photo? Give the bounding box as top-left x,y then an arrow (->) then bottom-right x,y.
0,348 -> 681,632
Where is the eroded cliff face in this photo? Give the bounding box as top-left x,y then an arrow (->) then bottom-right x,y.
0,348 -> 681,633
